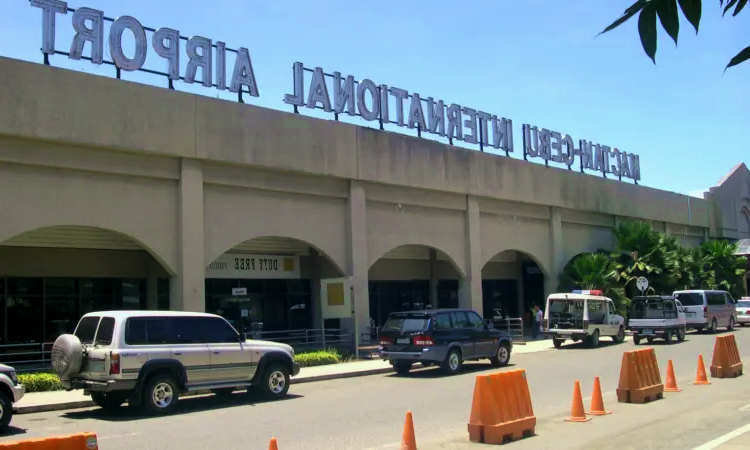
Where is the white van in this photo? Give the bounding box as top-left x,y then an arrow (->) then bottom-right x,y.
673,290 -> 737,333
544,290 -> 626,348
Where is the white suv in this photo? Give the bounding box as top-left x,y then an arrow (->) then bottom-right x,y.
51,311 -> 301,415
0,364 -> 25,432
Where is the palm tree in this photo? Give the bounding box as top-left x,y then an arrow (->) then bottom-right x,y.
558,252 -> 629,314
699,240 -> 748,299
611,221 -> 673,296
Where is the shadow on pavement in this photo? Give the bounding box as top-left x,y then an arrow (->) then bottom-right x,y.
61,392 -> 303,422
0,426 -> 28,438
556,339 -> 626,351
385,362 -> 517,379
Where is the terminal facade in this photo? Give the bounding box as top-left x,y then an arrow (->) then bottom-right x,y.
0,56 -> 739,346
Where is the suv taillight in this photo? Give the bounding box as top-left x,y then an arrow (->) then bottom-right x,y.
109,352 -> 120,375
379,337 -> 392,346
583,320 -> 589,330
704,306 -> 708,318
413,335 -> 434,346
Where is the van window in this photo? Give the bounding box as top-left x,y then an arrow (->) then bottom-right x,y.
75,316 -> 101,344
708,293 -> 726,306
675,293 -> 704,306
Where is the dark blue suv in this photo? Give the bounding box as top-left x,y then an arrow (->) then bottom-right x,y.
378,308 -> 513,375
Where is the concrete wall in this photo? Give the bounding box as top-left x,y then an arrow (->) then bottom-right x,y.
0,56 -> 716,331
708,165 -> 750,240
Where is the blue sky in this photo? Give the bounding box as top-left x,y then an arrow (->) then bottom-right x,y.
1,0 -> 747,197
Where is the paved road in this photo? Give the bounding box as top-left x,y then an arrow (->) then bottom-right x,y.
2,329 -> 750,449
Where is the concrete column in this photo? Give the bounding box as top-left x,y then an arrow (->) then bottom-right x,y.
548,207 -> 564,299
664,222 -> 672,237
516,255 -> 524,320
146,257 -> 159,310
348,181 -> 370,334
309,248 -> 323,329
170,159 -> 205,312
704,228 -> 710,243
459,195 -> 483,315
429,248 -> 438,308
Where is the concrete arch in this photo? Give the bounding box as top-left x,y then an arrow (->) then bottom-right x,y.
368,243 -> 467,279
206,234 -> 347,277
481,247 -> 550,279
0,224 -> 176,275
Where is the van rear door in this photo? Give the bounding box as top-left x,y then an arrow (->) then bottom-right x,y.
674,292 -> 705,324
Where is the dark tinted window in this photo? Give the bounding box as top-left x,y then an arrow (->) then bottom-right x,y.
451,312 -> 470,328
708,293 -> 726,306
466,312 -> 486,329
202,317 -> 239,343
434,313 -> 452,330
382,315 -> 429,332
675,293 -> 704,306
167,318 -> 204,344
75,316 -> 100,344
125,318 -> 169,345
738,301 -> 750,308
94,317 -> 115,345
726,293 -> 736,304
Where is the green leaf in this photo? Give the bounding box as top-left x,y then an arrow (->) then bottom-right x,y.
678,0 -> 702,34
724,0 -> 739,15
599,0 -> 648,35
725,45 -> 750,71
638,5 -> 659,63
734,0 -> 748,15
657,0 -> 680,45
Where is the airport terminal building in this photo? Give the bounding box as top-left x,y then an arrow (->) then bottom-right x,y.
0,52 -> 743,347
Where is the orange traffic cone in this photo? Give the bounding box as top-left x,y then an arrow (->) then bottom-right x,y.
269,437 -> 279,450
565,380 -> 591,422
665,360 -> 681,392
587,376 -> 611,416
401,411 -> 417,450
694,354 -> 711,385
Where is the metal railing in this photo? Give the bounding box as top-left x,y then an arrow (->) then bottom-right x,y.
248,328 -> 355,353
492,318 -> 526,344
0,342 -> 54,373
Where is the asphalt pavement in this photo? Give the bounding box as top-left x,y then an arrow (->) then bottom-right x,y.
3,330 -> 750,450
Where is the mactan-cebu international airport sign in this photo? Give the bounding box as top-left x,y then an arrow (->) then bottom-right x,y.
27,1 -> 642,183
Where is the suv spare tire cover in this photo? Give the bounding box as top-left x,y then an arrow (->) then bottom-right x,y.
51,334 -> 83,379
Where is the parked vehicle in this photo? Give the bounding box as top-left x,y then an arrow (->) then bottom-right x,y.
378,308 -> 513,375
737,298 -> 750,326
544,290 -> 626,349
50,311 -> 300,415
0,363 -> 24,433
629,296 -> 687,345
673,290 -> 737,333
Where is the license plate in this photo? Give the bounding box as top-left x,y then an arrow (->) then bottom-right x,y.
396,338 -> 410,344
87,361 -> 105,372
685,312 -> 695,317
641,329 -> 654,335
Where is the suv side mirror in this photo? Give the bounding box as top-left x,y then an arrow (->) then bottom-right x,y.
239,333 -> 247,343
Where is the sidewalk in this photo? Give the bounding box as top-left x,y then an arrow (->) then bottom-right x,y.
13,338 -> 554,414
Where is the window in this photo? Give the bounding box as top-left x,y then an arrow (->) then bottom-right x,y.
467,312 -> 486,329
382,315 -> 429,332
587,301 -> 605,325
451,312 -> 470,328
94,317 -> 116,345
708,293 -> 725,306
75,316 -> 101,344
125,318 -> 169,345
726,293 -> 736,304
434,313 -> 452,330
6,278 -> 43,344
738,301 -> 750,308
202,317 -> 239,343
675,293 -> 704,306
157,279 -> 170,310
166,318 -> 204,344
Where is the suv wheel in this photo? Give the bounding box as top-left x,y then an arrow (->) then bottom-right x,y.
258,364 -> 290,400
91,392 -> 128,410
677,327 -> 686,342
0,391 -> 12,433
490,342 -> 511,367
614,326 -> 625,343
587,329 -> 600,348
143,374 -> 179,415
664,330 -> 673,345
552,338 -> 564,349
393,362 -> 412,375
441,348 -> 463,375
728,316 -> 735,332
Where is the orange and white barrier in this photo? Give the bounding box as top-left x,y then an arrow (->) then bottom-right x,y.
710,334 -> 743,379
0,432 -> 97,449
616,347 -> 664,404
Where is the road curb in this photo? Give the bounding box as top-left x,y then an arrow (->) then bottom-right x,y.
13,368 -> 395,415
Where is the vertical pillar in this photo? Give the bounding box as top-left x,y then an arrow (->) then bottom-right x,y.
429,248 -> 438,308
309,248 -> 323,329
548,207 -> 564,299
348,181 -> 370,335
516,254 -> 525,320
459,195 -> 483,315
170,159 -> 205,312
664,222 -> 671,236
146,256 -> 159,310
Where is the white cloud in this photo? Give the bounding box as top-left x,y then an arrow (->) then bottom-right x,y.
687,189 -> 707,199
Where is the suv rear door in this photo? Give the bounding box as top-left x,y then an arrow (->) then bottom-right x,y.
166,317 -> 212,385
379,313 -> 432,352
450,312 -> 475,358
675,292 -> 705,323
